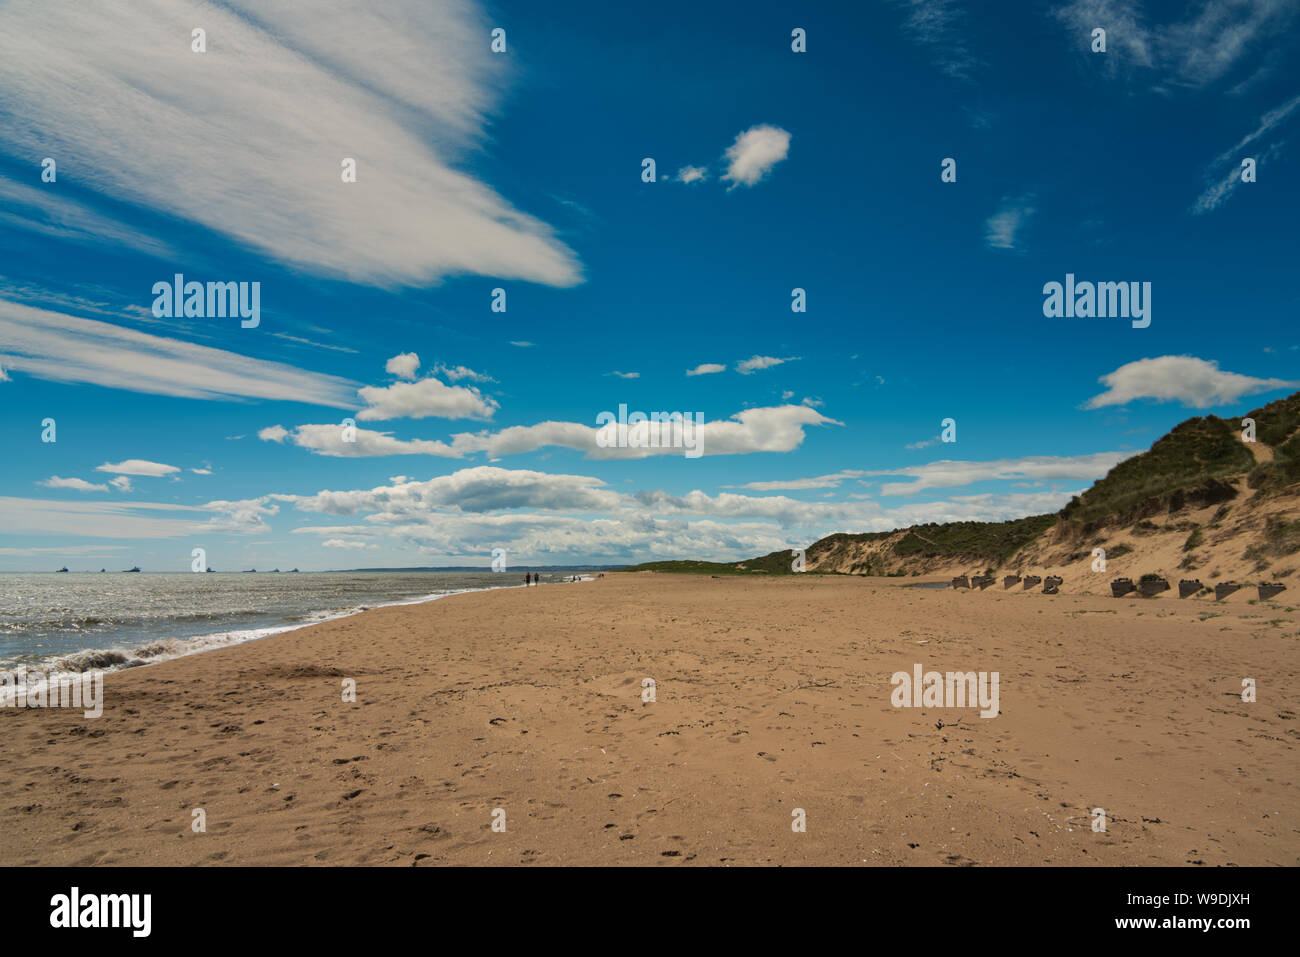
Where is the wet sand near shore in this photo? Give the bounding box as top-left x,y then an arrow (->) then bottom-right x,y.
0,573 -> 1295,866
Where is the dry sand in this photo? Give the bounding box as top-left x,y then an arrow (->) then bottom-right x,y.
1,573 -> 1296,866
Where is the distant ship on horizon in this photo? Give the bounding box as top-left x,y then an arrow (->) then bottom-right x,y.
122,566 -> 141,573
56,567 -> 68,573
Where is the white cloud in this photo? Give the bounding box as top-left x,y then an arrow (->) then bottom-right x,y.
722,125 -> 791,188
1192,94 -> 1299,214
736,355 -> 798,374
109,476 -> 134,492
0,0 -> 580,287
890,0 -> 980,80
985,196 -> 1035,251
262,404 -> 841,460
866,452 -> 1136,496
0,176 -> 175,258
510,341 -> 533,348
674,165 -> 708,184
606,371 -> 640,379
433,362 -> 495,383
39,476 -> 109,492
95,459 -> 181,477
1056,0 -> 1297,89
0,496 -> 209,538
0,299 -> 357,406
1084,355 -> 1299,409
385,352 -> 420,380
686,363 -> 725,376
293,466 -> 620,515
322,539 -> 379,550
732,470 -> 868,491
356,376 -> 498,421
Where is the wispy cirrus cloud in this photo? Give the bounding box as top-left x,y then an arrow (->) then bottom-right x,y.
866,452 -> 1134,496
984,196 -> 1035,251
890,0 -> 981,80
95,460 -> 181,477
736,355 -> 799,374
39,476 -> 109,492
0,0 -> 581,288
1191,93 -> 1300,214
1055,0 -> 1298,89
0,299 -> 357,406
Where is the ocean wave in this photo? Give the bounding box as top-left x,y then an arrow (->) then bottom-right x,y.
2,582 -> 528,677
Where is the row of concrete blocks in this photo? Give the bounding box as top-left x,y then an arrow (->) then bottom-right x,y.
1109,577 -> 1288,601
951,575 -> 1288,601
952,574 -> 1063,595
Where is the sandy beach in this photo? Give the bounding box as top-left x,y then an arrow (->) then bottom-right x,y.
1,573 -> 1295,866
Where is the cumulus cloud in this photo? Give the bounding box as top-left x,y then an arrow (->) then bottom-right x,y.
674,165 -> 709,184
385,352 -> 420,380
433,362 -> 495,383
1084,355 -> 1299,409
356,376 -> 498,421
722,125 -> 791,188
261,404 -> 840,460
686,363 -> 726,376
0,0 -> 581,287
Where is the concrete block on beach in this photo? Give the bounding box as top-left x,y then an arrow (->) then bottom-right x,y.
1023,575 -> 1042,589
951,575 -> 970,589
973,575 -> 995,590
1111,577 -> 1134,598
1003,575 -> 1021,589
1259,582 -> 1287,601
1043,575 -> 1063,595
1178,579 -> 1202,598
1215,581 -> 1242,600
1139,577 -> 1170,597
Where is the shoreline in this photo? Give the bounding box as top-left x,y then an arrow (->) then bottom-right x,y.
1,575 -> 587,679
0,572 -> 1295,866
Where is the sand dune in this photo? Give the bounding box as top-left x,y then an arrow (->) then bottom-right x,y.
1,574 -> 1295,866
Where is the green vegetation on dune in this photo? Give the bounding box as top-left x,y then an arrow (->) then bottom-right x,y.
621,559 -> 759,575
622,552 -> 805,575
1061,416 -> 1253,524
1245,392 -> 1300,448
631,391 -> 1299,578
891,515 -> 1056,564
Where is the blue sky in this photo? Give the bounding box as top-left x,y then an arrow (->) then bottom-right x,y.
0,0 -> 1297,571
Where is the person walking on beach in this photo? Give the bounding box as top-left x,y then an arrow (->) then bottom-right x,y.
525,572 -> 531,586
